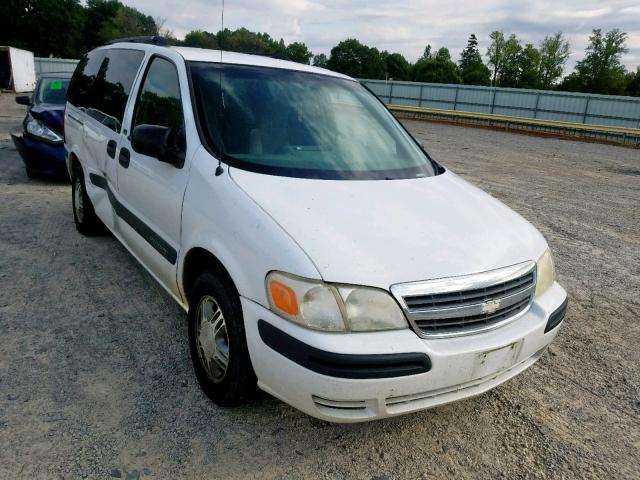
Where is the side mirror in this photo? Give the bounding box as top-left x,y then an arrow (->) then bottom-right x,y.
131,124 -> 185,167
15,95 -> 31,106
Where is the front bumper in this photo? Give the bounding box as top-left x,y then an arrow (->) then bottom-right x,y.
243,282 -> 567,423
11,132 -> 68,178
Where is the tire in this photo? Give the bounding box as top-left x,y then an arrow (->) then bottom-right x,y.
72,163 -> 104,236
188,272 -> 257,406
25,167 -> 36,179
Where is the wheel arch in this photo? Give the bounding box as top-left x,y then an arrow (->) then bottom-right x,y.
68,151 -> 81,177
181,247 -> 240,307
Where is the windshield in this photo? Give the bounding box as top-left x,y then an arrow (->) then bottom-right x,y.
189,63 -> 436,180
37,78 -> 70,105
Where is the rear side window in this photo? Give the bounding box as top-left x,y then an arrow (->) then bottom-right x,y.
67,48 -> 145,133
67,50 -> 106,108
133,56 -> 184,136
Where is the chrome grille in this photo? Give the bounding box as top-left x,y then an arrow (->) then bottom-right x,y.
391,261 -> 536,338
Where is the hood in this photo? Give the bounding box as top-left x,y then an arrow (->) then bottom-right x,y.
30,104 -> 65,134
230,168 -> 547,289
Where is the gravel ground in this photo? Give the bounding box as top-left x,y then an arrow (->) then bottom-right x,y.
0,92 -> 24,140
0,92 -> 639,479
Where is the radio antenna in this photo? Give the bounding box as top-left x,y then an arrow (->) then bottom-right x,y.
215,0 -> 225,176
220,0 -> 225,64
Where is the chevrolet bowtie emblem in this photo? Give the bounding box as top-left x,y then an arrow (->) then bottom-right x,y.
481,299 -> 501,314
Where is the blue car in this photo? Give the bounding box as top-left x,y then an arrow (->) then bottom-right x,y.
11,72 -> 71,179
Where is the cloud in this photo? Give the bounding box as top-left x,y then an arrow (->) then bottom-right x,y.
129,0 -> 640,70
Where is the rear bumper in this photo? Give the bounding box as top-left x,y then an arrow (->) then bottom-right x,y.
243,282 -> 567,423
11,132 -> 68,178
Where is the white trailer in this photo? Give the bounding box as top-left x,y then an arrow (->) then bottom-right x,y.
0,46 -> 37,93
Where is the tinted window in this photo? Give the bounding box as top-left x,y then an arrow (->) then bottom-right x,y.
67,50 -> 106,108
189,63 -> 436,180
133,57 -> 184,137
37,78 -> 70,105
93,50 -> 145,132
67,48 -> 144,133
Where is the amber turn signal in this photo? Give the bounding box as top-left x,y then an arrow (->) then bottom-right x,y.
269,280 -> 299,316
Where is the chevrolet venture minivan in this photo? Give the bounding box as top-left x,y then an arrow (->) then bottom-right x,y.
64,37 -> 568,422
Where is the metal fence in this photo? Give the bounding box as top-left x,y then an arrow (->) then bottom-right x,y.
361,79 -> 640,129
34,57 -> 79,77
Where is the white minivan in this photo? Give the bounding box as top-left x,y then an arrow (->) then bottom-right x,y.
64,37 -> 568,422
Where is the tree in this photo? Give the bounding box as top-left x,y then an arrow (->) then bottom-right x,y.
285,42 -> 313,64
0,0 -> 86,58
556,72 -> 583,92
517,44 -> 541,89
97,4 -> 157,44
155,17 -> 176,43
460,34 -> 479,65
486,31 -> 506,85
539,33 -> 570,89
420,45 -> 432,60
384,52 -> 410,80
327,39 -> 385,79
412,47 -> 462,84
626,68 -> 640,96
435,47 -> 452,62
563,29 -> 629,94
184,30 -> 218,49
486,33 -> 545,89
459,34 -> 490,85
84,0 -> 122,51
216,28 -> 287,55
5,1 -> 640,97
497,34 -> 523,87
182,28 -> 314,64
312,53 -> 328,68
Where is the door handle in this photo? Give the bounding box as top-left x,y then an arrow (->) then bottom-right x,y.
107,140 -> 117,159
119,147 -> 131,168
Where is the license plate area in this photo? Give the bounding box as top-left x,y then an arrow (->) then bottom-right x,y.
473,340 -> 523,378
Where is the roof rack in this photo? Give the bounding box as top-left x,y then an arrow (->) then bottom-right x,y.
244,51 -> 290,61
103,36 -> 169,46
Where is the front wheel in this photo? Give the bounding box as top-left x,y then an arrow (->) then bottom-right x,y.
188,273 -> 256,406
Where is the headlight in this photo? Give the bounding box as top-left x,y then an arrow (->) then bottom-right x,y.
266,271 -> 408,332
337,286 -> 408,331
26,117 -> 63,143
535,248 -> 555,298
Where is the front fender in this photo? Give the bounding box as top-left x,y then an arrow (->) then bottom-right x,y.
178,148 -> 320,308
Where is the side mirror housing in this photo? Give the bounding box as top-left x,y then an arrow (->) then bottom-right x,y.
130,124 -> 185,167
15,95 -> 31,106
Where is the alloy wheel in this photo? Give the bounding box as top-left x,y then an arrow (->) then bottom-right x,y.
195,295 -> 230,383
74,176 -> 84,223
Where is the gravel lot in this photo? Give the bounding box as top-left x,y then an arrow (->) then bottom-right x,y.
0,92 -> 639,479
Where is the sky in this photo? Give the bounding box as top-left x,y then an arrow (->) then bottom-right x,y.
129,0 -> 640,71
